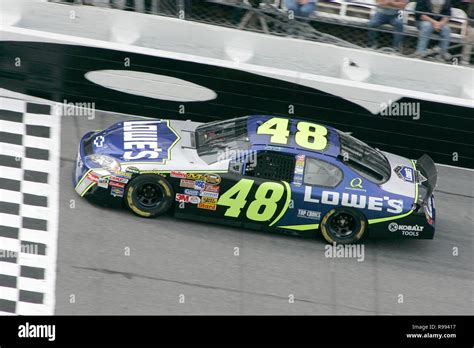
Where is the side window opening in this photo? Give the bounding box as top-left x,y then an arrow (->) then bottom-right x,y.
245,151 -> 295,182
304,157 -> 343,187
337,130 -> 390,184
338,156 -> 384,183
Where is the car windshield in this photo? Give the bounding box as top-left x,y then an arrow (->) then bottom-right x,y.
337,131 -> 391,183
195,117 -> 251,164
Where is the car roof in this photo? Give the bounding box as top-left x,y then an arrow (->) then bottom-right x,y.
246,115 -> 341,159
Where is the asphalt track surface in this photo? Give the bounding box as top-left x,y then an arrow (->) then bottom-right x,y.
55,111 -> 473,315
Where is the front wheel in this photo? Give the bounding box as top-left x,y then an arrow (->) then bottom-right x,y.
320,208 -> 367,244
125,174 -> 174,218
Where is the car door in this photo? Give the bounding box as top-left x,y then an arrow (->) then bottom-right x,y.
292,156 -> 344,227
215,150 -> 296,231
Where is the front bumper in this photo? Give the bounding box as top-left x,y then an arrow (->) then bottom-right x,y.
73,132 -> 124,206
73,131 -> 99,197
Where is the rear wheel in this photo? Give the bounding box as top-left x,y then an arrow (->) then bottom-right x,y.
125,174 -> 174,218
320,208 -> 367,244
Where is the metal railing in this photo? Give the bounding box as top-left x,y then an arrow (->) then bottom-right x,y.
49,0 -> 474,66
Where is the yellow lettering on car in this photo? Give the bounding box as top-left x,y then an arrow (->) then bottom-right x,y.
257,117 -> 328,151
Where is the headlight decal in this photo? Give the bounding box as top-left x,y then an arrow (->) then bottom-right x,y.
86,154 -> 121,172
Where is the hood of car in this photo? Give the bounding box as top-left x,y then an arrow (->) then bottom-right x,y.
88,119 -> 228,171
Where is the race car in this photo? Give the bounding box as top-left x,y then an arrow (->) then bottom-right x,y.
73,115 -> 437,244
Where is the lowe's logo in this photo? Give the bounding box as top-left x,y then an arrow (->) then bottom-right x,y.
304,186 -> 403,213
122,120 -> 179,162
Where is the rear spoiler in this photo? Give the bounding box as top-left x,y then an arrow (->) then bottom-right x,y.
415,154 -> 438,202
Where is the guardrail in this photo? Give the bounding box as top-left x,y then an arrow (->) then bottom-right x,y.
49,0 -> 474,65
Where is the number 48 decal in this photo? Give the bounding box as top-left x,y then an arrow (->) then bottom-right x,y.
218,179 -> 290,224
256,117 -> 328,151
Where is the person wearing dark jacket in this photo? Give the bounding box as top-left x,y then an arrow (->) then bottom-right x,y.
414,0 -> 452,60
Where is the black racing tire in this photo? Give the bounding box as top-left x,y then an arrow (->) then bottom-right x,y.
124,174 -> 174,218
320,208 -> 367,244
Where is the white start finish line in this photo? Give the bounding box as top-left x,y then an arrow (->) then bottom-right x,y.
0,96 -> 60,315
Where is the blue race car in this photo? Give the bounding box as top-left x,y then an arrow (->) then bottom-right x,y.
73,116 -> 437,244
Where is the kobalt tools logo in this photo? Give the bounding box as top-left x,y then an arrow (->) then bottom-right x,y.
388,222 -> 424,236
388,222 -> 399,232
304,186 -> 403,213
122,120 -> 179,161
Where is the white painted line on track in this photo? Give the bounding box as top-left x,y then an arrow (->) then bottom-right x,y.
0,97 -> 61,315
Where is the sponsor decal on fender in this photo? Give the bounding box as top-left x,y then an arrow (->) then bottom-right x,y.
189,196 -> 201,204
184,189 -> 199,196
201,196 -> 218,204
194,180 -> 206,191
185,173 -> 221,185
109,175 -> 129,184
197,202 -> 217,211
112,170 -> 132,178
87,172 -> 99,183
176,193 -> 190,203
111,187 -> 124,197
109,181 -> 126,188
200,191 -> 219,199
180,179 -> 195,189
388,222 -> 424,236
297,209 -> 321,220
205,173 -> 221,185
171,171 -> 187,179
204,184 -> 220,193
125,166 -> 140,175
186,173 -> 205,181
98,177 -> 109,188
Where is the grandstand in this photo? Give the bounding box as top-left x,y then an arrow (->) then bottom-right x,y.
48,0 -> 474,65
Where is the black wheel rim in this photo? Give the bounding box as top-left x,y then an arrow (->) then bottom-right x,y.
133,181 -> 164,209
328,212 -> 358,239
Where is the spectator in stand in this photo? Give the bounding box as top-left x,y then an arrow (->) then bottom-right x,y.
367,0 -> 407,51
414,0 -> 452,60
285,0 -> 318,18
